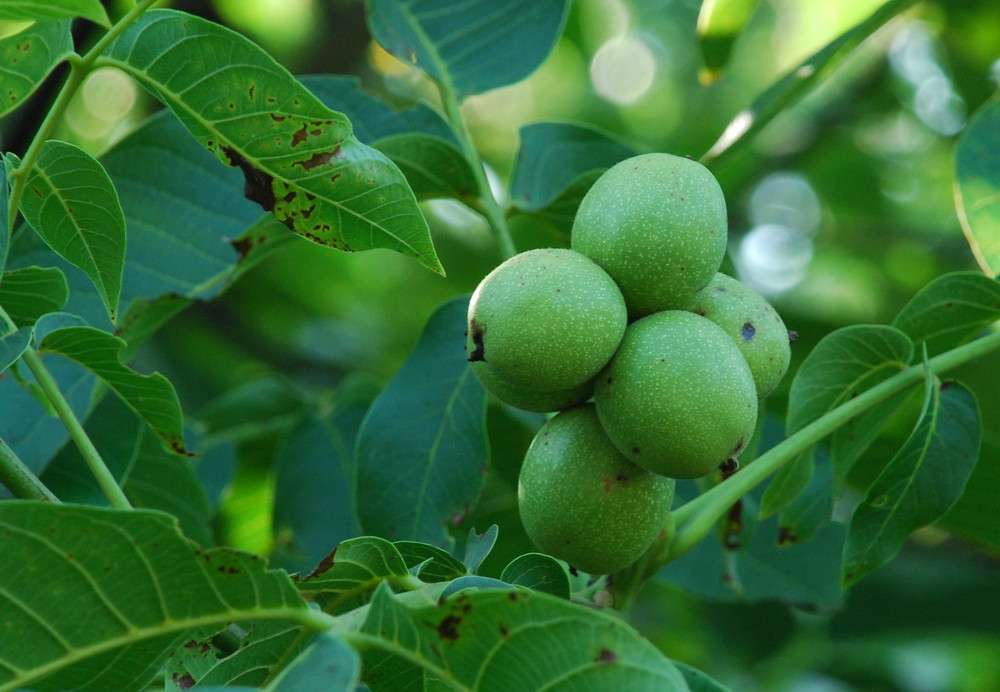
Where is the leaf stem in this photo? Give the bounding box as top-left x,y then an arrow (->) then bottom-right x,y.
437,84 -> 517,260
0,436 -> 60,502
668,327 -> 1000,560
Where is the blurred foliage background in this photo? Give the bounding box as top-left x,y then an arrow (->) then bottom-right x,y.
3,0 -> 998,690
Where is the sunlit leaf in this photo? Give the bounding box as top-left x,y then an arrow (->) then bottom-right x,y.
36,321 -> 190,455
17,140 -> 126,322
355,583 -> 688,690
843,380 -> 980,587
355,296 -> 488,547
0,265 -> 68,326
0,0 -> 108,25
100,10 -> 442,274
0,19 -> 73,118
0,502 -> 312,692
892,271 -> 1000,356
697,0 -> 759,82
366,0 -> 570,98
500,553 -> 571,598
956,97 -> 1000,276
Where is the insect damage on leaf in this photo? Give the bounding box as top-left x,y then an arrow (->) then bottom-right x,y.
222,146 -> 275,211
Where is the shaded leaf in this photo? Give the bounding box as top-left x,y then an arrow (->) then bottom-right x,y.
956,97 -> 1000,276
786,325 -> 914,488
1,156 -> 8,270
100,10 -> 442,274
266,632 -> 359,691
366,0 -> 570,99
941,436 -> 1000,553
17,140 -> 126,322
115,294 -> 192,361
374,133 -> 479,201
891,271 -> 1000,356
778,449 -> 835,546
355,296 -> 488,547
676,661 -> 733,692
438,574 -> 512,600
36,322 -> 190,455
0,20 -> 74,118
196,374 -> 306,444
0,502 -> 312,692
500,553 -> 571,599
395,540 -> 467,582
510,121 -> 636,212
0,265 -> 68,326
357,583 -> 688,690
462,523 -> 498,575
0,326 -> 30,373
759,451 -> 813,520
295,536 -> 411,615
843,380 -> 981,587
0,0 -> 108,25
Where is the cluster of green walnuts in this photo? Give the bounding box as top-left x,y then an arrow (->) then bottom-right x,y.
467,153 -> 793,575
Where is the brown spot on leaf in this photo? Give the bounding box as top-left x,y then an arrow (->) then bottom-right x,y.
300,547 -> 337,581
172,673 -> 196,690
221,146 -> 276,212
499,623 -> 509,637
596,648 -> 617,664
291,124 -> 310,147
248,84 -> 256,101
293,151 -> 337,171
437,615 -> 462,640
778,527 -> 797,545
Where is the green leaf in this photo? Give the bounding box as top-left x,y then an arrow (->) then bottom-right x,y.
759,450 -> 813,520
355,296 -> 488,547
366,0 -> 570,98
36,322 -> 191,455
0,0 -> 108,25
374,133 -> 479,200
843,380 -> 981,587
462,524 -> 498,574
892,271 -> 1000,356
266,632 -> 360,691
702,0 -> 918,165
675,660 -> 732,692
1,155 -> 9,271
786,325 -> 914,488
295,536 -> 411,614
0,20 -> 74,118
956,97 -> 1000,276
17,140 -> 126,322
196,374 -> 306,444
0,502 -> 313,692
777,451 -> 835,546
115,294 -> 192,361
0,265 -> 68,326
356,583 -> 688,690
697,0 -> 759,81
510,121 -> 637,212
941,436 -> 1000,552
0,325 -> 31,373
394,540 -> 467,582
500,553 -> 571,599
100,10 -> 442,275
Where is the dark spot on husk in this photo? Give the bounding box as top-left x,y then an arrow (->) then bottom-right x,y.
741,322 -> 756,341
468,321 -> 485,362
788,330 -> 799,344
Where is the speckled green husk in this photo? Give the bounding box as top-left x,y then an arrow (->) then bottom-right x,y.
467,248 -> 627,391
594,311 -> 758,479
571,153 -> 728,317
690,273 -> 792,399
471,361 -> 593,412
518,404 -> 675,575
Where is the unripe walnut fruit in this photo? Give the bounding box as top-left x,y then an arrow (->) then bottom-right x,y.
467,248 -> 627,392
518,404 -> 675,575
594,311 -> 758,479
690,273 -> 792,399
571,153 -> 728,317
471,361 -> 593,412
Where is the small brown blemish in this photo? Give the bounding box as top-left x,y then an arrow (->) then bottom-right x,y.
596,648 -> 617,664
468,321 -> 485,362
300,547 -> 337,581
292,151 -> 337,171
437,615 -> 462,640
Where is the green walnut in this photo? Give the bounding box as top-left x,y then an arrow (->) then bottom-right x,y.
571,153 -> 728,317
467,248 -> 627,392
518,404 -> 675,575
471,361 -> 593,412
594,310 -> 758,479
690,273 -> 792,399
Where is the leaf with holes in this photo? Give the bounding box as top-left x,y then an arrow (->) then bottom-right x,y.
366,0 -> 570,98
0,502 -> 315,692
0,0 -> 108,25
892,271 -> 1000,356
956,97 -> 1000,276
0,20 -> 74,118
843,380 -> 980,587
354,296 -> 488,547
36,321 -> 191,455
0,265 -> 68,327
16,140 -> 126,322
99,10 -> 441,274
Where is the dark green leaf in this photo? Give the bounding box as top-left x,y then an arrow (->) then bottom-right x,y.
357,583 -> 688,690
0,326 -> 30,373
266,632 -> 360,691
17,140 -> 126,322
355,296 -> 488,547
786,325 -> 914,488
100,10 -> 442,274
374,133 -> 479,200
196,374 -> 306,444
500,553 -> 571,598
462,524 -> 498,574
941,436 -> 1000,552
0,20 -> 74,118
0,502 -> 312,692
510,121 -> 637,212
295,536 -> 411,614
955,97 -> 1000,276
759,451 -> 813,520
36,323 -> 190,455
366,0 -> 570,98
394,540 -> 467,582
115,294 -> 192,360
0,265 -> 68,326
778,450 -> 834,546
1,156 -> 8,270
437,574 -> 511,600
843,380 -> 981,587
0,0 -> 108,25
676,660 -> 733,692
892,271 -> 1000,355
